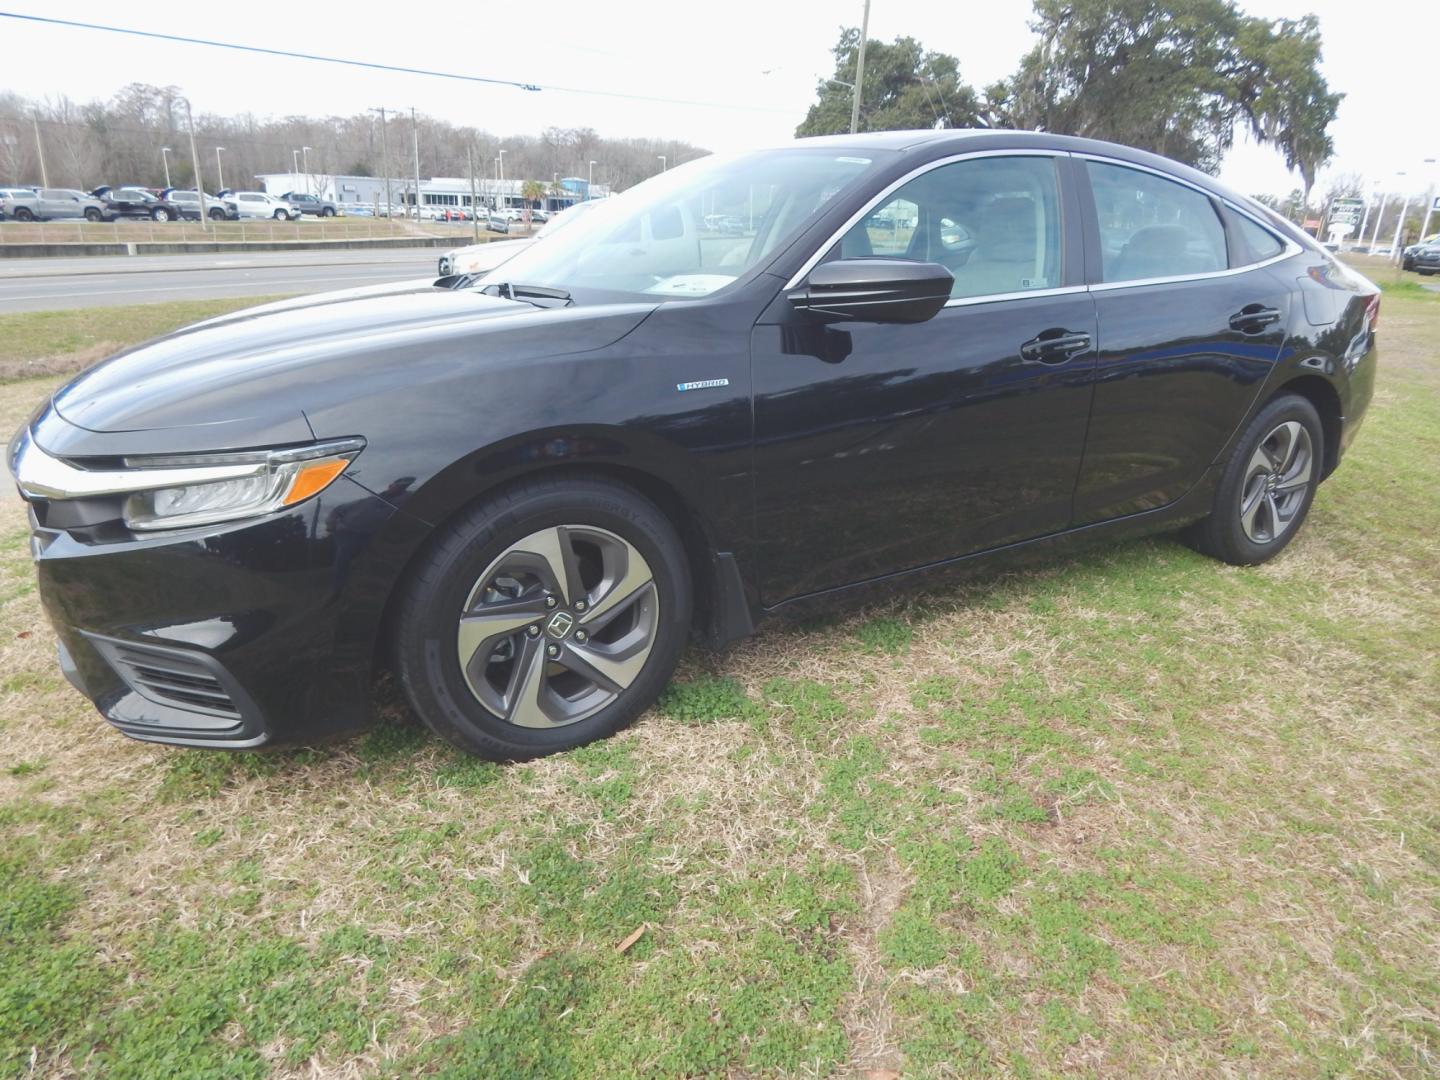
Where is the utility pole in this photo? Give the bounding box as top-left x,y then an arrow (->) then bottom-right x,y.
161,147 -> 173,188
498,148 -> 506,211
1369,192 -> 1391,251
588,160 -> 596,200
302,146 -> 312,196
183,99 -> 210,233
411,107 -> 422,221
849,0 -> 870,135
658,155 -> 666,172
31,112 -> 48,187
373,108 -> 392,219
214,147 -> 225,191
468,145 -> 479,243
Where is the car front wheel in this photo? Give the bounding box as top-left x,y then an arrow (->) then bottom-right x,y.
13,208 -> 34,221
395,477 -> 692,759
84,208 -> 102,222
1183,393 -> 1323,566
273,209 -> 289,220
151,208 -> 171,221
322,207 -> 336,217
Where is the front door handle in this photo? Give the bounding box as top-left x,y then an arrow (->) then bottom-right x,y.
1020,329 -> 1092,364
1229,304 -> 1282,334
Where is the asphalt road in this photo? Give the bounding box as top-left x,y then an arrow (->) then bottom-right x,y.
0,247 -> 445,313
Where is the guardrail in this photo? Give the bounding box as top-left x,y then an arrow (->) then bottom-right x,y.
0,218 -> 503,245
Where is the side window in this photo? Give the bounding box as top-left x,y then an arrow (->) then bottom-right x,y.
834,156 -> 1064,300
1086,161 -> 1226,282
1228,210 -> 1284,265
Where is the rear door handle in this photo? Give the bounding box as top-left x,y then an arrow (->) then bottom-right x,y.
1020,329 -> 1092,364
1229,304 -> 1282,333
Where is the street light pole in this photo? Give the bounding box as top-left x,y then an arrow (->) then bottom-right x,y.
658,155 -> 666,172
161,147 -> 173,188
410,108 -> 422,220
292,149 -> 300,179
587,160 -> 596,200
302,146 -> 311,196
468,145 -> 479,243
214,147 -> 225,192
849,0 -> 871,135
498,148 -> 506,210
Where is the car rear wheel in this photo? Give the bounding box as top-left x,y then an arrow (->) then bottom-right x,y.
394,476 -> 692,759
13,207 -> 34,222
322,207 -> 336,217
1182,393 -> 1323,566
83,208 -> 102,222
209,207 -> 227,220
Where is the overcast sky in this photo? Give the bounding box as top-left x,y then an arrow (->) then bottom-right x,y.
2,0 -> 1433,198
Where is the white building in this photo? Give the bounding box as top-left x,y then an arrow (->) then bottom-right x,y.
255,172 -> 611,213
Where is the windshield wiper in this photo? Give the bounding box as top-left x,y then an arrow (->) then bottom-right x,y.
485,282 -> 573,307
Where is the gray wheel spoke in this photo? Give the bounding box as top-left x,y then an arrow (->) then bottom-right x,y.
1272,422 -> 1302,475
558,639 -> 649,695
1240,486 -> 1265,539
515,526 -> 584,605
581,557 -> 654,629
504,634 -> 557,728
457,600 -> 545,668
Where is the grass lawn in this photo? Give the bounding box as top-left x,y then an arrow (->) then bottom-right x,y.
0,297 -> 291,383
0,289 -> 1436,1077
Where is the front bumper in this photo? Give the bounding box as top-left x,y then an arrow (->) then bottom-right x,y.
11,413 -> 428,749
22,475 -> 409,748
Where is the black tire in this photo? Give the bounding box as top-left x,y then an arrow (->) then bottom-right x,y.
209,207 -> 227,221
1182,393 -> 1324,566
13,207 -> 34,222
394,476 -> 693,759
273,209 -> 289,221
151,207 -> 171,221
83,208 -> 102,222
322,206 -> 336,217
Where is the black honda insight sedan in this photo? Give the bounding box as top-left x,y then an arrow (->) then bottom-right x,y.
9,131 -> 1379,760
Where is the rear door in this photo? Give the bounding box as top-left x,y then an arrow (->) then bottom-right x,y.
1072,158 -> 1291,525
40,189 -> 79,219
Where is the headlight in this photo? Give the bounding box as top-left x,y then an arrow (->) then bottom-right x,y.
121,439 -> 366,530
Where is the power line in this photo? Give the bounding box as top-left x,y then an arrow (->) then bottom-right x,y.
0,11 -> 794,115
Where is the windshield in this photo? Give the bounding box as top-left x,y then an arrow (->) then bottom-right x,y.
486,148 -> 885,301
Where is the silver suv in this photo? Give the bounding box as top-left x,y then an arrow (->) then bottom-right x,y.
0,187 -> 107,222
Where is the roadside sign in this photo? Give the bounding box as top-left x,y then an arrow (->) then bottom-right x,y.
1327,197 -> 1365,228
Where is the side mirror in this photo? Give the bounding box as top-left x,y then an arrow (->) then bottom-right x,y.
787,258 -> 954,324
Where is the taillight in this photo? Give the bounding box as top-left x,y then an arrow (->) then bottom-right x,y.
1365,292 -> 1381,331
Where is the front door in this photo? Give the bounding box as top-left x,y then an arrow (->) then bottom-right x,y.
752,153 -> 1097,605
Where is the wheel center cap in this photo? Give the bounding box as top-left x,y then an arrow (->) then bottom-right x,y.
544,611 -> 575,639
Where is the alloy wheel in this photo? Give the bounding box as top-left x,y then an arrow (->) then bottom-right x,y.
456,525 -> 659,728
1239,420 -> 1313,544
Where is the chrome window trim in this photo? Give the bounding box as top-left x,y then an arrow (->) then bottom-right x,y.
1076,153 -> 1302,292
782,148 -> 1303,304
782,148 -> 1068,291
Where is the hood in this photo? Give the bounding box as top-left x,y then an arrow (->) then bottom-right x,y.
49,288 -> 657,446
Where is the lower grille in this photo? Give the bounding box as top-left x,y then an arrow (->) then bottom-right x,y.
86,634 -> 246,725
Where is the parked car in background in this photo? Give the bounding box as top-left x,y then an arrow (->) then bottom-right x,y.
225,192 -> 303,220
1403,238 -> 1440,275
1401,234 -> 1440,272
343,205 -> 374,217
485,212 -> 510,233
281,192 -> 339,217
436,200 -> 598,275
161,189 -> 238,221
92,188 -> 183,221
0,187 -> 107,222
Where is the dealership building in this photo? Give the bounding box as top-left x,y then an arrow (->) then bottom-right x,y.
255,172 -> 610,212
